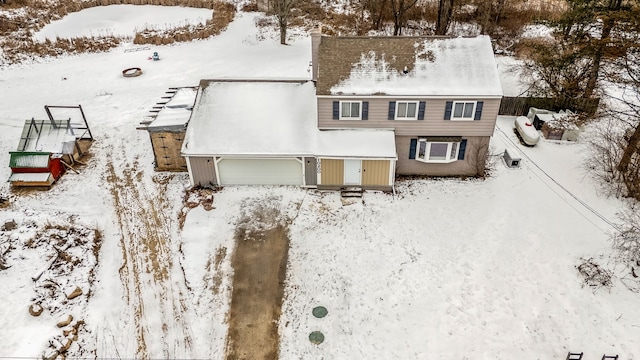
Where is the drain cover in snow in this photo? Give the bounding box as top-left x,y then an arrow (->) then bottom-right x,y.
312,306 -> 328,318
309,331 -> 324,344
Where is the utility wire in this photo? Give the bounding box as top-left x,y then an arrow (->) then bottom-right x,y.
495,124 -> 621,233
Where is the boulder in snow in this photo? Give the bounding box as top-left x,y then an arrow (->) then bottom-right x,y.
59,337 -> 73,352
2,219 -> 17,231
62,325 -> 77,337
56,314 -> 73,328
65,286 -> 83,300
42,347 -> 58,360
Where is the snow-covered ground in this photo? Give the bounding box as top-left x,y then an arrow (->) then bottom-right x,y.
496,55 -> 528,96
1,5 -> 638,360
33,5 -> 213,41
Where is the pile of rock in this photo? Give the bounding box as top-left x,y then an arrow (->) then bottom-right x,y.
29,284 -> 86,359
41,314 -> 85,360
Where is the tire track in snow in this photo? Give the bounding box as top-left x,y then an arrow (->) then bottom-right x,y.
106,159 -> 149,358
105,152 -> 194,359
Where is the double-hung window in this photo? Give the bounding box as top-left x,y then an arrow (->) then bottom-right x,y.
416,139 -> 459,163
395,101 -> 419,120
452,101 -> 476,121
340,101 -> 362,120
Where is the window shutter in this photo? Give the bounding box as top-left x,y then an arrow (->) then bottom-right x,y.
362,101 -> 369,120
388,101 -> 396,120
409,139 -> 417,159
418,101 -> 426,120
458,139 -> 467,160
474,101 -> 483,120
444,101 -> 453,120
332,101 -> 339,120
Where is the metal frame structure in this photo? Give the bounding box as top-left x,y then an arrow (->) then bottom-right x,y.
44,104 -> 93,140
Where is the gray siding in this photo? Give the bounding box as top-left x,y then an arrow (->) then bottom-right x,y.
318,97 -> 500,137
396,135 -> 490,176
189,156 -> 217,187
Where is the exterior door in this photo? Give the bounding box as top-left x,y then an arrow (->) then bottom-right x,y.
362,160 -> 390,186
304,157 -> 317,186
344,159 -> 361,185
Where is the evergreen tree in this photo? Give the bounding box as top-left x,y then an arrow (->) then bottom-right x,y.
553,0 -> 640,98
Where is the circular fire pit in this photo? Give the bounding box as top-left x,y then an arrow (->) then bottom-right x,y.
122,67 -> 143,77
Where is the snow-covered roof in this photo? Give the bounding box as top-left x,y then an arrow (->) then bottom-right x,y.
8,172 -> 52,182
317,35 -> 503,97
316,129 -> 396,158
536,111 -> 574,122
182,80 -> 396,159
183,80 -> 317,156
9,152 -> 50,168
146,87 -> 198,131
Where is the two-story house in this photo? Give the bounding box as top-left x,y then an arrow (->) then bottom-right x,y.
312,30 -> 503,178
177,32 -> 502,190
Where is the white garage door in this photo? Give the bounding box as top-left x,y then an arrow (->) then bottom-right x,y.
218,158 -> 303,185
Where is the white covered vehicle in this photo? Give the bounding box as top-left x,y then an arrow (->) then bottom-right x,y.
514,116 -> 540,146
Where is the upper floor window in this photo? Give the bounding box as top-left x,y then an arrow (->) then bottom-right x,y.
445,100 -> 483,121
333,101 -> 368,120
452,101 -> 476,120
388,101 -> 426,120
396,101 -> 419,120
340,101 -> 362,120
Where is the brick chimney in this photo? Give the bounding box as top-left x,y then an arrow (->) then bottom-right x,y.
310,25 -> 322,82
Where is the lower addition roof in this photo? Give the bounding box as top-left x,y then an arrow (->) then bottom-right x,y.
181,79 -> 397,160
145,87 -> 198,132
316,129 -> 396,159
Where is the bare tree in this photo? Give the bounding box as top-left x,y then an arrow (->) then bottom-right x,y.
476,0 -> 509,35
611,205 -> 640,292
519,39 -> 593,98
389,0 -> 419,35
605,44 -> 640,199
617,114 -> 640,199
435,0 -> 454,35
463,138 -> 492,178
273,0 -> 297,45
362,0 -> 390,31
584,116 -> 628,197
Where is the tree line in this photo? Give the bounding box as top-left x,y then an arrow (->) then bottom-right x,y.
268,0 -> 560,44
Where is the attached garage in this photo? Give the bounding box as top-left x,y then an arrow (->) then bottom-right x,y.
181,80 -> 397,189
217,158 -> 303,185
182,80 -> 318,188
